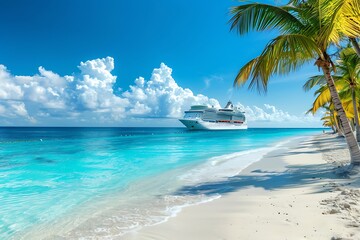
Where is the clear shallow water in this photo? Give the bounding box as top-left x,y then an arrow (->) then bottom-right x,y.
0,127 -> 322,239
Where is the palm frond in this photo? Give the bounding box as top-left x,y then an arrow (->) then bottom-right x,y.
229,3 -> 304,35
319,0 -> 360,45
341,99 -> 355,119
321,115 -> 332,121
310,79 -> 352,114
306,107 -> 316,115
312,86 -> 331,113
338,87 -> 353,101
233,57 -> 259,87
234,34 -> 321,92
303,75 -> 326,91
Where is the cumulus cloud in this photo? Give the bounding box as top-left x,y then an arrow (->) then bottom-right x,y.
0,57 -> 131,124
235,102 -> 321,126
0,58 -> 220,125
74,57 -> 130,120
0,57 -> 320,126
123,63 -> 220,118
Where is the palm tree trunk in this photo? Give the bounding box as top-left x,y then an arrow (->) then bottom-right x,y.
330,110 -> 339,133
336,115 -> 344,136
321,62 -> 360,165
351,88 -> 360,142
350,38 -> 360,58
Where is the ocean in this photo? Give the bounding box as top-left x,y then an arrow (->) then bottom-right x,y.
0,127 -> 321,239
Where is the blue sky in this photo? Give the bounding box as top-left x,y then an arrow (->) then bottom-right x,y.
0,0 -> 322,127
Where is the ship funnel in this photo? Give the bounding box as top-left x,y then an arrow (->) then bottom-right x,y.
224,101 -> 233,109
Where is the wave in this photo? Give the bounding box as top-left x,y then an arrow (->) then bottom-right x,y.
178,136 -> 303,185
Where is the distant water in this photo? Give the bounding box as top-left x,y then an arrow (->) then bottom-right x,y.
0,127 -> 322,239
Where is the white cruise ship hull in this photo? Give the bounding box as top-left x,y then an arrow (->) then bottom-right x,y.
179,119 -> 248,130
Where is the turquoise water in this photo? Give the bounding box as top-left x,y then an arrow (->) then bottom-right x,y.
0,127 -> 322,239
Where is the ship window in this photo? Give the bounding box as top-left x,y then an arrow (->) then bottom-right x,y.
184,112 -> 202,119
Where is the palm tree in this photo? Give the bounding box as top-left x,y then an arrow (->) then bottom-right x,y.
306,103 -> 339,132
321,111 -> 337,132
307,86 -> 355,135
229,0 -> 360,166
304,48 -> 360,140
337,48 -> 360,139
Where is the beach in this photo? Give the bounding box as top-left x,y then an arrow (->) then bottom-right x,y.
123,133 -> 360,240
2,128 -> 360,239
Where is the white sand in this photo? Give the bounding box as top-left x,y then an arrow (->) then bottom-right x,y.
123,134 -> 360,240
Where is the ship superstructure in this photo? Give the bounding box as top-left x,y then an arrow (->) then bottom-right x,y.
179,101 -> 247,130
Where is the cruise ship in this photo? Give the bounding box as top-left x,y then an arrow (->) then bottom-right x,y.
179,101 -> 247,130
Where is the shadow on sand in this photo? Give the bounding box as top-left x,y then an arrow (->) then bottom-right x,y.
175,164 -> 340,197
174,137 -> 349,198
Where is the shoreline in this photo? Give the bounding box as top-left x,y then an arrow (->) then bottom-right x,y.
123,133 -> 360,240
18,133 -> 318,239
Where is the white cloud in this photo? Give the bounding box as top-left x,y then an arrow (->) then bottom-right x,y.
123,62 -> 221,118
0,58 -> 220,125
74,57 -> 130,116
0,57 -> 321,127
0,100 -> 36,123
235,102 -> 321,126
0,57 -> 131,124
0,65 -> 24,100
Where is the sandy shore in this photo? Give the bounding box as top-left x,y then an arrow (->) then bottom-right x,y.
123,134 -> 360,240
